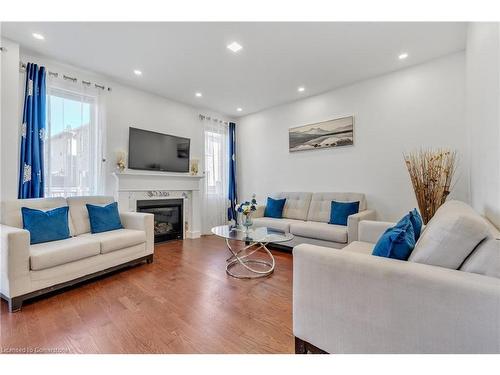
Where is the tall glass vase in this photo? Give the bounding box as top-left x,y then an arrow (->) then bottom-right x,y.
242,213 -> 253,232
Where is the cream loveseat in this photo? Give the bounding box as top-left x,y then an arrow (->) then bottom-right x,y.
0,196 -> 154,312
252,192 -> 375,248
293,200 -> 500,353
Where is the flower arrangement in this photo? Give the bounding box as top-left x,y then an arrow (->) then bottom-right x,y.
236,194 -> 258,230
404,148 -> 457,224
236,195 -> 257,215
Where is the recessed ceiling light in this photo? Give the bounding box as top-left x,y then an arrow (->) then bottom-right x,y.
133,69 -> 142,76
195,92 -> 202,97
298,87 -> 305,92
398,53 -> 409,60
237,107 -> 243,112
32,33 -> 45,40
227,42 -> 243,53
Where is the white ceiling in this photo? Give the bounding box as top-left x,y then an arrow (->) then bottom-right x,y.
1,22 -> 467,117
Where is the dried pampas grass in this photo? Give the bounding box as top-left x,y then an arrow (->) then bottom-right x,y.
404,148 -> 457,224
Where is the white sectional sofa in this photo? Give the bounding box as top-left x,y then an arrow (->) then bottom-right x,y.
252,192 -> 376,248
0,196 -> 154,312
293,200 -> 500,353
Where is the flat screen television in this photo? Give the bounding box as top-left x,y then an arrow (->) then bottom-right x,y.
128,127 -> 190,172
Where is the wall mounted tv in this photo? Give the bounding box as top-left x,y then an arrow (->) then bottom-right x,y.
128,127 -> 190,173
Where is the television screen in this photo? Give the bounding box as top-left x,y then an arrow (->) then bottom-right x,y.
128,127 -> 190,172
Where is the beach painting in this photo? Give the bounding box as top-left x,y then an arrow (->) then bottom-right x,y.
289,116 -> 354,152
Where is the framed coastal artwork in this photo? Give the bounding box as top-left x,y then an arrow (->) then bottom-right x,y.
288,116 -> 354,152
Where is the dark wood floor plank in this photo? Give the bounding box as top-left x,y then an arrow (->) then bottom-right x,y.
0,236 -> 294,353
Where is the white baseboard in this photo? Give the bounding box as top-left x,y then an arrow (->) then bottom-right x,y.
186,230 -> 201,239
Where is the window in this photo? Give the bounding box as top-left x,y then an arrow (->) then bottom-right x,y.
44,87 -> 103,197
203,121 -> 229,232
205,131 -> 224,194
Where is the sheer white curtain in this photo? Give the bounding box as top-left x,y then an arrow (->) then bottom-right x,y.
202,117 -> 229,233
44,75 -> 107,197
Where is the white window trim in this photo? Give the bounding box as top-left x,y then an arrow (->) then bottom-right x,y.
45,85 -> 104,197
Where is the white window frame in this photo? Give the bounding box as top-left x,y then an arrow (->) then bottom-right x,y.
45,86 -> 101,197
204,130 -> 228,196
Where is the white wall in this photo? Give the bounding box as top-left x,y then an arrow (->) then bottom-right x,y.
237,52 -> 468,221
466,23 -> 500,228
0,38 -> 20,207
0,41 -> 230,202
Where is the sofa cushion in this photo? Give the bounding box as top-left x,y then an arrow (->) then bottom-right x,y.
253,217 -> 303,233
264,197 -> 286,218
307,192 -> 366,223
269,192 -> 312,220
22,206 -> 71,244
343,241 -> 374,255
80,228 -> 146,254
30,236 -> 100,271
252,217 -> 304,233
409,200 -> 490,269
67,196 -> 115,235
290,221 -> 348,243
460,238 -> 500,279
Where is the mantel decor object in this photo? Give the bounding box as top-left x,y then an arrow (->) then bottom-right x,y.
190,158 -> 199,175
116,150 -> 126,172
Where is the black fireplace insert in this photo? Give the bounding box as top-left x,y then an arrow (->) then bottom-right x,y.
136,199 -> 183,243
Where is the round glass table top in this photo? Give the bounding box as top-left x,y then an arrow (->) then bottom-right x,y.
211,225 -> 294,243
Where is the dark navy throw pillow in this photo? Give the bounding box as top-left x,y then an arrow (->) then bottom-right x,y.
264,197 -> 286,219
329,201 -> 360,226
86,202 -> 123,234
22,206 -> 71,245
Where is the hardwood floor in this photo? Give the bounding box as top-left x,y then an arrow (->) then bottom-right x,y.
0,236 -> 294,353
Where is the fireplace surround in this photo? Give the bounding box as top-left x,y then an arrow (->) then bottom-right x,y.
113,170 -> 203,239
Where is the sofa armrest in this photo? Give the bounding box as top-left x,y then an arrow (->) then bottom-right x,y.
120,212 -> 154,255
0,224 -> 30,297
293,244 -> 500,353
347,209 -> 376,243
253,205 -> 265,218
358,220 -> 394,243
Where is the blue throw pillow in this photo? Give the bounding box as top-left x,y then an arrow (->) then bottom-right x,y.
395,208 -> 423,241
329,201 -> 360,226
86,202 -> 123,234
22,206 -> 71,245
264,197 -> 286,218
372,216 -> 416,260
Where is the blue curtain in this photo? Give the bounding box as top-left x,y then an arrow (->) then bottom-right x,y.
18,63 -> 47,199
228,122 -> 238,222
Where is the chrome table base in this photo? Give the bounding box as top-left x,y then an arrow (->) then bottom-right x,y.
225,238 -> 275,279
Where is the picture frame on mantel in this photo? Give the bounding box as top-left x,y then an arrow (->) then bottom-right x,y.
289,115 -> 354,152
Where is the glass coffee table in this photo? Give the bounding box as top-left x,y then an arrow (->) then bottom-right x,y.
211,225 -> 294,279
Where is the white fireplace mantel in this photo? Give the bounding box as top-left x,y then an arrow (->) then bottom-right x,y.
113,170 -> 203,192
113,170 -> 204,239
